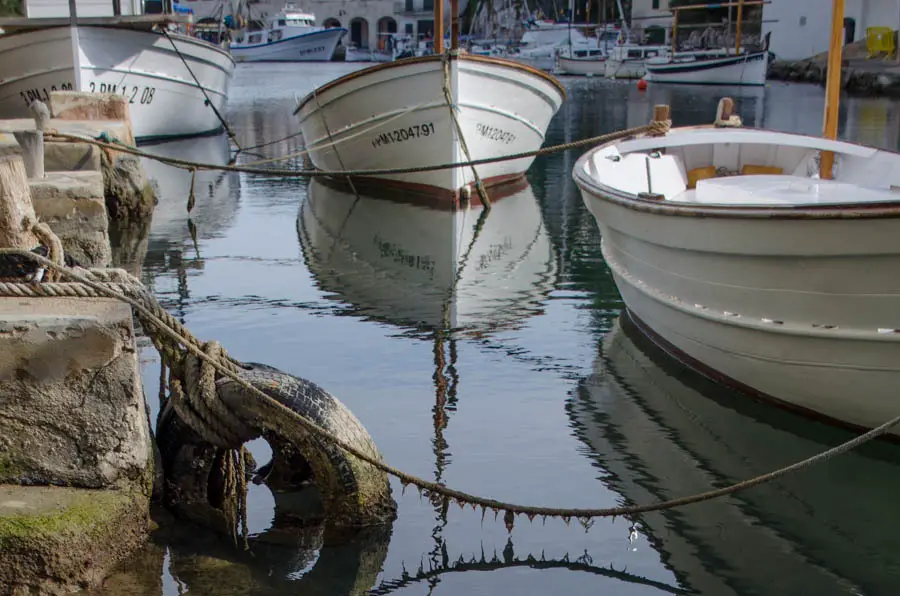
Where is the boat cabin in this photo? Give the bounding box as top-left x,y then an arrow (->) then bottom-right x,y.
233,2 -> 320,45
580,128 -> 900,207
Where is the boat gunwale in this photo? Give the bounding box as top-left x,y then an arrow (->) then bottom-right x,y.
293,53 -> 567,115
0,25 -> 237,65
573,126 -> 900,220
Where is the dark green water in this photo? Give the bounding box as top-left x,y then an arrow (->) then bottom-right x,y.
93,65 -> 900,596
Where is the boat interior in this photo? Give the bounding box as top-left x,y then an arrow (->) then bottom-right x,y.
581,128 -> 900,207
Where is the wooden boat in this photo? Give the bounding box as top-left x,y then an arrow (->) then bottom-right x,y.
0,0 -> 234,142
644,0 -> 769,86
556,48 -> 606,76
573,0 -> 900,436
297,177 -> 556,334
229,3 -> 346,63
294,0 -> 564,201
573,314 -> 900,595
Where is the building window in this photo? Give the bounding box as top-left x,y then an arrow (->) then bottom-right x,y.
423,0 -> 434,11
652,0 -> 659,9
405,23 -> 413,34
405,0 -> 413,11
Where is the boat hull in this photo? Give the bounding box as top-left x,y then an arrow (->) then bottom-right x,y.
574,131 -> 900,436
294,54 -> 565,200
0,25 -> 234,142
603,58 -> 645,79
230,27 -> 346,62
557,55 -> 605,76
645,50 -> 768,85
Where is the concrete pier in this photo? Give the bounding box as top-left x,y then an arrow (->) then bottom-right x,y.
0,94 -> 157,592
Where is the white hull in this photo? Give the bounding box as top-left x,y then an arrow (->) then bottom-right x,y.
0,26 -> 234,142
506,53 -> 556,72
230,28 -> 345,62
574,316 -> 900,595
603,58 -> 646,79
557,55 -> 605,76
645,50 -> 768,86
574,127 -> 900,435
297,177 -> 556,333
295,55 -> 565,198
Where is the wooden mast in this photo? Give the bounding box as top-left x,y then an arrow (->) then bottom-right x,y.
820,0 -> 844,180
451,0 -> 460,50
435,0 -> 445,53
671,7 -> 678,56
734,0 -> 743,55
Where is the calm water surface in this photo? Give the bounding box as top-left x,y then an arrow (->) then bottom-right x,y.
94,64 -> 900,596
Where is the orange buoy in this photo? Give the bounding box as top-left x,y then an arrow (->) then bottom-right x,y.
637,78 -> 648,91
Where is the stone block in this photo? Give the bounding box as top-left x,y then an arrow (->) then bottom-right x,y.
44,142 -> 101,173
0,485 -> 149,594
49,92 -> 134,146
29,171 -> 111,267
0,297 -> 152,490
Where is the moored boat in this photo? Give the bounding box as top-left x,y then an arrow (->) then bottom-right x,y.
573,122 -> 900,436
644,49 -> 768,86
229,3 -> 346,62
603,44 -> 666,79
574,0 -> 900,436
556,49 -> 606,76
294,52 -> 564,201
0,1 -> 234,142
643,0 -> 769,86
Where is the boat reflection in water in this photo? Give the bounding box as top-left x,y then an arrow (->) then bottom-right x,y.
297,178 -> 557,336
140,133 -> 240,244
572,312 -> 900,596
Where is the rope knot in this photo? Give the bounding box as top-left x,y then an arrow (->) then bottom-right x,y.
647,119 -> 672,138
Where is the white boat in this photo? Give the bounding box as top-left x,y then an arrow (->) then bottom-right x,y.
294,53 -> 565,202
644,49 -> 769,86
573,314 -> 900,595
229,3 -> 346,62
574,122 -> 900,436
297,177 -> 556,333
556,49 -> 606,76
0,2 -> 234,142
603,44 -> 666,79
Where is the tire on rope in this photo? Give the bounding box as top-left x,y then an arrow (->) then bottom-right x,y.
156,362 -> 396,535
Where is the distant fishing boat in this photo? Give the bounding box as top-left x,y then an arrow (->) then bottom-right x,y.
574,0 -> 900,436
0,0 -> 234,142
229,3 -> 346,62
643,0 -> 769,86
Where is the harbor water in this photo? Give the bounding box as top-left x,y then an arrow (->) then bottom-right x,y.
93,64 -> 900,596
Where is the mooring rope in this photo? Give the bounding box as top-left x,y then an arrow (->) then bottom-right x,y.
159,27 -> 242,152
1,248 -> 898,530
441,51 -> 491,207
44,119 -> 671,180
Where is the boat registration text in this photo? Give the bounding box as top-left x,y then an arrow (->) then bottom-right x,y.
19,82 -> 74,106
88,82 -> 157,105
371,122 -> 436,149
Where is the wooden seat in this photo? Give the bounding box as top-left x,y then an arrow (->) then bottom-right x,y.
686,166 -> 717,189
741,164 -> 784,176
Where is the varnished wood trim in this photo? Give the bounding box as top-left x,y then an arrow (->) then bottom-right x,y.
294,53 -> 566,115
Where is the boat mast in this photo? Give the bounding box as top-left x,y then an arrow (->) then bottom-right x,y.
734,0 -> 743,55
451,0 -> 460,49
821,0 -> 844,179
435,0 -> 445,53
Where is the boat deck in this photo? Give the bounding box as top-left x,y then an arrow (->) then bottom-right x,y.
673,174 -> 900,206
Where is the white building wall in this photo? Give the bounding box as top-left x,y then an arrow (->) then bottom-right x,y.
763,0 -> 900,61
